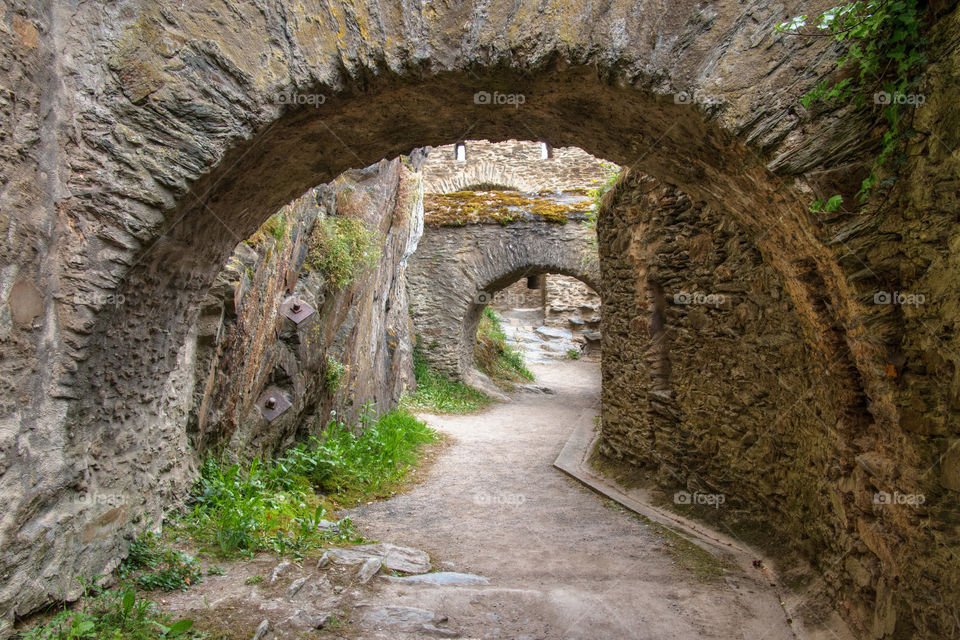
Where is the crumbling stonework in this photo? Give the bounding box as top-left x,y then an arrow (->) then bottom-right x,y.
544,275 -> 600,331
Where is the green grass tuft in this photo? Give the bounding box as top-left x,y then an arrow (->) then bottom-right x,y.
403,346 -> 492,414
246,210 -> 289,246
306,217 -> 381,289
475,307 -> 534,386
119,533 -> 203,592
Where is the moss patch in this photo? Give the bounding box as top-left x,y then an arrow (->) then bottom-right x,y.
424,190 -> 593,226
306,216 -> 381,289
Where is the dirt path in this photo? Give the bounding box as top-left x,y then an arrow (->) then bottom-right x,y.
345,360 -> 796,640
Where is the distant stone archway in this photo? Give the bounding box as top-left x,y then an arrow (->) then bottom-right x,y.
406,219 -> 598,388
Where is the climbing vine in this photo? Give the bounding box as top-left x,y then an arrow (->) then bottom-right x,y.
776,0 -> 927,211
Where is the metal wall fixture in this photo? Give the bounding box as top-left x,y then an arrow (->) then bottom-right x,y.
280,295 -> 316,324
257,386 -> 292,421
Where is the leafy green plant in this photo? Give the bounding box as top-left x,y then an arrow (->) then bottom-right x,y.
186,407 -> 435,558
566,348 -> 582,360
811,194 -> 845,213
776,0 -> 927,205
306,217 -> 381,289
120,533 -> 203,592
402,342 -> 492,414
19,583 -> 196,639
475,307 -> 534,386
325,357 -> 346,392
243,575 -> 264,585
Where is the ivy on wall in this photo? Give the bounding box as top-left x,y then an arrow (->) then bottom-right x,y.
776,0 -> 927,212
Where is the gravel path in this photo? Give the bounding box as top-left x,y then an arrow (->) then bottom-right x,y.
346,360 -> 796,640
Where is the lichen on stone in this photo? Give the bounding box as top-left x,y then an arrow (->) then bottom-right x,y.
423,189 -> 593,227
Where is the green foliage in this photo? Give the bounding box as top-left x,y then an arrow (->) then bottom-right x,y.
18,583 -> 196,640
243,575 -> 263,585
186,407 -> 435,558
325,357 -> 345,392
246,210 -> 289,246
810,194 -> 845,213
460,182 -> 518,191
776,0 -> 927,205
586,165 -> 621,228
403,343 -> 492,414
566,348 -> 582,360
306,217 -> 381,289
119,533 -> 203,592
475,307 -> 534,385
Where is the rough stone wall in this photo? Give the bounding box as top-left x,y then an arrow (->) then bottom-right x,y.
599,174 -> 869,626
492,278 -> 545,311
189,158 -> 421,458
407,220 -> 599,387
544,275 -> 600,329
0,152 -> 421,634
598,162 -> 960,640
421,139 -> 616,194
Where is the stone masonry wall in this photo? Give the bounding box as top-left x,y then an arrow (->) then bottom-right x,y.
597,11 -> 960,637
407,220 -> 599,388
421,140 -> 616,194
0,154 -> 422,634
544,275 -> 600,330
599,167 -> 960,638
492,278 -> 545,312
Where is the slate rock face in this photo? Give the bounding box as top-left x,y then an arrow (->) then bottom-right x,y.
1,0 -> 959,637
188,158 -> 422,458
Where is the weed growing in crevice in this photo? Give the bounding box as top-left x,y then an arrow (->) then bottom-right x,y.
325,356 -> 345,392
306,216 -> 381,289
246,209 -> 289,246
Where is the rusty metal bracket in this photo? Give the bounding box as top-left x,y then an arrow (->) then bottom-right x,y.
280,296 -> 316,324
257,387 -> 292,421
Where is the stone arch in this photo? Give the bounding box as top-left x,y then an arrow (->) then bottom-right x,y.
425,161 -> 536,194
5,0 -> 937,631
405,221 -> 599,387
